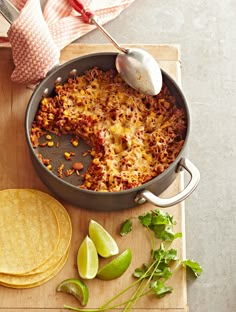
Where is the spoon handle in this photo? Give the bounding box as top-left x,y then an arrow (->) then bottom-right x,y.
68,0 -> 127,54
68,0 -> 94,23
0,0 -> 19,24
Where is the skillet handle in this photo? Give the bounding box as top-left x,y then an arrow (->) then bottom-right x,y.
134,158 -> 200,207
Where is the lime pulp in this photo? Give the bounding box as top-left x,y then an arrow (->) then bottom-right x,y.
56,278 -> 89,306
77,235 -> 99,279
89,220 -> 119,258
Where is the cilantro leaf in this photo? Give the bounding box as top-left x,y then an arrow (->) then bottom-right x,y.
152,244 -> 178,264
150,280 -> 173,297
133,267 -> 146,278
119,219 -> 133,236
138,210 -> 181,242
151,224 -> 182,241
152,209 -> 176,225
138,212 -> 152,227
182,259 -> 203,277
153,267 -> 172,279
162,248 -> 178,263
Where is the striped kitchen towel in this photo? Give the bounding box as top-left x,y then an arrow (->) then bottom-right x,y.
5,0 -> 135,84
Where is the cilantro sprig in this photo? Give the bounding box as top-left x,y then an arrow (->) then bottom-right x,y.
118,210 -> 202,310
64,209 -> 202,312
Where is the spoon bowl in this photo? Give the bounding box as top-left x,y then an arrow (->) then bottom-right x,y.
116,48 -> 162,95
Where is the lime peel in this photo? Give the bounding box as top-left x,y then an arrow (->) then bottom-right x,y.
97,248 -> 132,280
56,278 -> 89,306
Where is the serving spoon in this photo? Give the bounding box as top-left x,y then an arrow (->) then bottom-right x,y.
68,0 -> 162,95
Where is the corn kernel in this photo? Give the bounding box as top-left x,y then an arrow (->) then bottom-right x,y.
92,158 -> 100,165
71,139 -> 79,147
48,113 -> 54,120
65,126 -> 71,131
47,141 -> 54,147
46,134 -> 52,140
41,98 -> 48,105
46,164 -> 52,170
85,181 -> 91,188
64,152 -> 71,160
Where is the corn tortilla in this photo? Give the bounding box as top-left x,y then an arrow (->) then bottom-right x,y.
20,190 -> 72,276
0,248 -> 70,288
0,189 -> 72,288
0,189 -> 61,275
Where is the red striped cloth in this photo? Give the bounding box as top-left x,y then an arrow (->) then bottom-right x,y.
5,0 -> 135,84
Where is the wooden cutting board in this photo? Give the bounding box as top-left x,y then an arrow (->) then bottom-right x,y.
0,44 -> 187,312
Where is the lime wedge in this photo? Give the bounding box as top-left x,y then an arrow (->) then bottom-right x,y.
89,220 -> 119,258
97,248 -> 132,280
77,235 -> 99,279
56,278 -> 89,306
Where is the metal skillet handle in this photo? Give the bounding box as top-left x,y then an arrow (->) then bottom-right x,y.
134,158 -> 200,207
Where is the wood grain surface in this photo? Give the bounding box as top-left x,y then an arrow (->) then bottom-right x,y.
0,44 -> 187,311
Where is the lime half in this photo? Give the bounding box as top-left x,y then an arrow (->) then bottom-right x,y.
77,235 -> 99,279
89,220 -> 119,258
56,278 -> 89,306
97,248 -> 132,280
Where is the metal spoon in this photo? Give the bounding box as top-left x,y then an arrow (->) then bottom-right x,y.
68,0 -> 162,95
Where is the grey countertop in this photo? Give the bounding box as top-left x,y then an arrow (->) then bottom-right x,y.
77,0 -> 235,311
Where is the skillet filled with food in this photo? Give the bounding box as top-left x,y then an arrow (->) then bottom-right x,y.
25,52 -> 200,211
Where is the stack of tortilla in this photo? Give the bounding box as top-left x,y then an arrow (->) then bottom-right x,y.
0,189 -> 72,288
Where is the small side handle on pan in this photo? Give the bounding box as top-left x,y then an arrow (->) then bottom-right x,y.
134,158 -> 200,207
